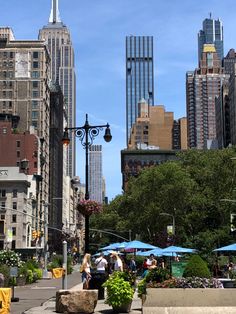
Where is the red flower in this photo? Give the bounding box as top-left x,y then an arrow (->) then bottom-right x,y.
77,199 -> 103,216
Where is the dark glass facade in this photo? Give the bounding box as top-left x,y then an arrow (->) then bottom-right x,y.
126,36 -> 154,145
198,18 -> 224,63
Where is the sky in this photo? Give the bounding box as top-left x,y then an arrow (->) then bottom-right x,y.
1,0 -> 236,200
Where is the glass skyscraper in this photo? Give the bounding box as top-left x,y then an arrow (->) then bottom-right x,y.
198,16 -> 224,63
39,0 -> 76,177
126,36 -> 154,145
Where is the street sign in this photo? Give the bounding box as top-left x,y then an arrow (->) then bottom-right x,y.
10,267 -> 18,278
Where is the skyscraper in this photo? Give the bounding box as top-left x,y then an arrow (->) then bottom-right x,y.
39,0 -> 76,177
198,16 -> 224,63
186,44 -> 228,149
88,145 -> 103,203
126,36 -> 154,145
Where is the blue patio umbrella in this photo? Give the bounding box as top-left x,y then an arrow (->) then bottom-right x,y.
136,249 -> 178,257
124,240 -> 157,251
136,248 -> 163,256
100,242 -> 128,251
162,245 -> 196,254
213,243 -> 236,252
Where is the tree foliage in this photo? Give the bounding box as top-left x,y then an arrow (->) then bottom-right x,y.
90,148 -> 236,257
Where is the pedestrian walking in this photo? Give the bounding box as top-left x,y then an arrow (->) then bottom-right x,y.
81,253 -> 92,289
95,252 -> 108,273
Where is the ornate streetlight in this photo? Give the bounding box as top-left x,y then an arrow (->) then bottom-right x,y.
62,114 -> 112,253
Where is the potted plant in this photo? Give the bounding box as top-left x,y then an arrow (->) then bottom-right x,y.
102,272 -> 134,313
77,199 -> 103,216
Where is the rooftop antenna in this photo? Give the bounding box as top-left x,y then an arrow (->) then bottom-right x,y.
209,12 -> 212,19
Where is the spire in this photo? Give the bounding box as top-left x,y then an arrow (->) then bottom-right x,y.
49,0 -> 61,23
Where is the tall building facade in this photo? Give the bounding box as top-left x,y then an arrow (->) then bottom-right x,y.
0,28 -> 51,233
128,99 -> 187,150
88,145 -> 103,203
186,44 -> 228,149
39,0 -> 76,177
126,36 -> 154,145
198,16 -> 224,63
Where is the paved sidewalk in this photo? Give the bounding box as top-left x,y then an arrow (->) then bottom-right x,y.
24,285 -> 142,314
24,292 -> 142,314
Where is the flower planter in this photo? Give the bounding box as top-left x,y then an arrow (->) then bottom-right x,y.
142,288 -> 236,313
17,277 -> 26,286
112,301 -> 132,313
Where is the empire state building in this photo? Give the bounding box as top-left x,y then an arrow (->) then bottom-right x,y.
39,0 -> 76,177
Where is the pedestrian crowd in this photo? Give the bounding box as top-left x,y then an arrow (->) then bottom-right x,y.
79,251 -> 167,290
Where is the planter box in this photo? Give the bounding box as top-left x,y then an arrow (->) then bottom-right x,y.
142,288 -> 236,314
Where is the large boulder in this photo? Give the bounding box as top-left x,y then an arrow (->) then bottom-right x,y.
56,289 -> 98,314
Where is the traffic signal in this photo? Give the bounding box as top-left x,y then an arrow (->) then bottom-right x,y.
32,230 -> 37,239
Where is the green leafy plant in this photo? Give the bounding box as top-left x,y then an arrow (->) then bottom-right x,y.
183,255 -> 210,278
137,278 -> 146,298
145,267 -> 170,283
102,272 -> 134,308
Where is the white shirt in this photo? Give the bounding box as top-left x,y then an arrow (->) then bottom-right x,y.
114,258 -> 123,271
95,257 -> 108,271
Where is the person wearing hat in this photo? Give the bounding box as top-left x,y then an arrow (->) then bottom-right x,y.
111,252 -> 123,272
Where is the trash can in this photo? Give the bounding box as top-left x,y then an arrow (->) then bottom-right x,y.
89,271 -> 108,299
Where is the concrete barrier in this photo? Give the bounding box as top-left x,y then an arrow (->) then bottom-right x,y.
142,288 -> 236,314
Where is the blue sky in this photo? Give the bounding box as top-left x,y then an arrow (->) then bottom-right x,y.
1,0 -> 236,200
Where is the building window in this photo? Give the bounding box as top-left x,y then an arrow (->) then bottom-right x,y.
12,227 -> 16,236
16,141 -> 20,148
32,71 -> 39,78
32,100 -> 38,108
12,215 -> 17,223
34,162 -> 37,168
31,121 -> 38,128
33,51 -> 39,59
11,240 -> 16,249
0,222 -> 4,235
16,161 -> 20,167
32,111 -> 38,119
0,202 -> 5,210
32,81 -> 39,88
13,202 -> 17,210
12,189 -> 17,198
0,190 -> 6,198
32,91 -> 39,98
16,151 -> 20,158
33,61 -> 39,68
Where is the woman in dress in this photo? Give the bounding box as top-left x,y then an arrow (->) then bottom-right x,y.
81,253 -> 92,289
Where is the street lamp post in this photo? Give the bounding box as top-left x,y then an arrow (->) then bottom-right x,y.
62,114 -> 112,253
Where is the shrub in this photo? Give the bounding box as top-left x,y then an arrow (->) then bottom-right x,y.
102,271 -> 134,308
33,268 -> 43,281
145,267 -> 170,283
0,265 -> 10,287
0,250 -> 23,267
26,270 -> 34,284
183,255 -> 210,278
